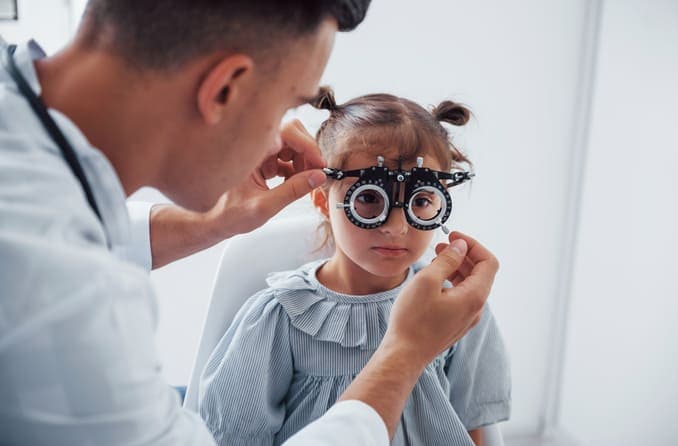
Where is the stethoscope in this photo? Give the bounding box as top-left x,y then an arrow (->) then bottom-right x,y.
1,44 -> 103,224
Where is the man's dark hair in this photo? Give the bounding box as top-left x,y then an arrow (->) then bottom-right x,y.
82,0 -> 371,70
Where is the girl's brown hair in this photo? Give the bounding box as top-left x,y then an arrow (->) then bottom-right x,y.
311,86 -> 473,249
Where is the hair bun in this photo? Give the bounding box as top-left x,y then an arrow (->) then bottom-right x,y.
432,101 -> 471,126
312,86 -> 338,111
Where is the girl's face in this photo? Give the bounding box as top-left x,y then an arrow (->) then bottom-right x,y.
315,150 -> 441,289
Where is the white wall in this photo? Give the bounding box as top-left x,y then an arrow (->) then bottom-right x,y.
559,1 -> 678,445
0,0 -> 73,54
4,1 -> 676,444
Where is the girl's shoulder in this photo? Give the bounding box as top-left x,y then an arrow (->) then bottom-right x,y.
235,259 -> 326,328
260,259 -> 331,327
224,260 -> 327,332
264,259 -> 325,293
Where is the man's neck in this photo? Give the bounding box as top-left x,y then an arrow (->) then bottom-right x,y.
33,41 -> 178,196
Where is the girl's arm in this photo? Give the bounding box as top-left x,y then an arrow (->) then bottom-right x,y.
445,305 -> 511,438
469,428 -> 483,446
199,291 -> 294,446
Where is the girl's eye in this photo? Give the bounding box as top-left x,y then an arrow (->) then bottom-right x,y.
413,197 -> 432,208
357,192 -> 381,204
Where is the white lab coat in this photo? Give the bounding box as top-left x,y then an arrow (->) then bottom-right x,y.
0,39 -> 387,445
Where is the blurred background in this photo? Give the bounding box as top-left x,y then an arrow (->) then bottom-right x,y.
2,1 -> 676,445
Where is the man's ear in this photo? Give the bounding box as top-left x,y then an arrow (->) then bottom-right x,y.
311,188 -> 330,219
197,54 -> 254,125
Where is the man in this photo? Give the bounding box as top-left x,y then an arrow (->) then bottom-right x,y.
0,1 -> 499,444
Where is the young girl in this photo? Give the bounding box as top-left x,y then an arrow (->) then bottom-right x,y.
198,89 -> 511,446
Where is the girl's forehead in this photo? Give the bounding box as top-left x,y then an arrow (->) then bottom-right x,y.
342,149 -> 443,171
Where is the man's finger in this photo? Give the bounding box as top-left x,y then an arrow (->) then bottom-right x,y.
449,257 -> 473,285
449,231 -> 498,270
278,146 -> 296,163
260,155 -> 280,179
263,169 -> 327,215
424,239 -> 468,282
280,119 -> 325,169
450,273 -> 464,287
276,159 -> 295,179
451,259 -> 497,301
292,149 -> 307,174
442,283 -> 486,322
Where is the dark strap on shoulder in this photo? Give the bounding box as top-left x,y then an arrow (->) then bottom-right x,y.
1,44 -> 103,223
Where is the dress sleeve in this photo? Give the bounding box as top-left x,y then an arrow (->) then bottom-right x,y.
444,304 -> 512,430
199,290 -> 294,446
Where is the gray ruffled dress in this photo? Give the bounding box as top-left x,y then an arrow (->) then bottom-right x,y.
199,260 -> 511,445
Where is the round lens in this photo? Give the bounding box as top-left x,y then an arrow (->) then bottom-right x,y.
408,187 -> 444,222
349,184 -> 389,224
354,188 -> 385,219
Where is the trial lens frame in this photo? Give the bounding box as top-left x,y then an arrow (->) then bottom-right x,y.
323,156 -> 474,234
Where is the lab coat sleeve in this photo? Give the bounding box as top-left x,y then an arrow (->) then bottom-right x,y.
198,290 -> 294,446
282,400 -> 389,446
125,200 -> 154,271
0,222 -> 217,445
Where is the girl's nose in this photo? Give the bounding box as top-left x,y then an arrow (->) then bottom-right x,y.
379,208 -> 408,236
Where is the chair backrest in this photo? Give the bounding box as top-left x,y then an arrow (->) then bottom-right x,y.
184,215 -> 332,411
182,214 -> 503,445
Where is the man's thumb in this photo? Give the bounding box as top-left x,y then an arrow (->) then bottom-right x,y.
269,169 -> 327,209
428,239 -> 468,280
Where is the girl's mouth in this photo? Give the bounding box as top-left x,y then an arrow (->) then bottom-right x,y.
371,246 -> 408,257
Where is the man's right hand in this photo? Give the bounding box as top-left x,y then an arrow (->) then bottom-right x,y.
201,119 -> 326,241
147,119 -> 326,269
383,231 -> 500,368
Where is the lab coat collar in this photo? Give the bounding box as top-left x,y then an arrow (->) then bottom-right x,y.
2,38 -> 47,95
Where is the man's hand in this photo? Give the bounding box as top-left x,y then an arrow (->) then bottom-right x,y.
338,232 -> 499,439
148,119 -> 327,269
203,119 -> 327,240
383,231 -> 499,367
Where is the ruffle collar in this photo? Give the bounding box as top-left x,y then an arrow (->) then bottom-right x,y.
266,260 -> 414,350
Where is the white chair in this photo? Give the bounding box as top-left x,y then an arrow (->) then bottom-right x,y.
184,214 -> 504,445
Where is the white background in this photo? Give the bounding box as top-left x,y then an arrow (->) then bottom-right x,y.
2,1 -> 676,444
